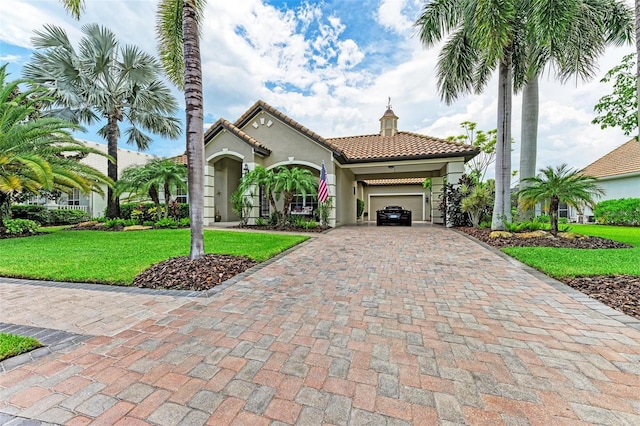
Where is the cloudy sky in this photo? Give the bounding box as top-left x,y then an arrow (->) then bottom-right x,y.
0,0 -> 635,179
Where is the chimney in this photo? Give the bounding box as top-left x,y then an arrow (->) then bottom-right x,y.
379,97 -> 398,136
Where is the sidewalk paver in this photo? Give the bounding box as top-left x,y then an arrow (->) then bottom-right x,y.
1,224 -> 639,425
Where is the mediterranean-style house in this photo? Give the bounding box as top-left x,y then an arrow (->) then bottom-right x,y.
23,140 -> 159,218
569,139 -> 640,222
203,100 -> 478,226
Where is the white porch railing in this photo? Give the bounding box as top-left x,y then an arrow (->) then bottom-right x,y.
46,205 -> 89,213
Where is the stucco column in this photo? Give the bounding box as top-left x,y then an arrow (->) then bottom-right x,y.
204,164 -> 216,225
445,161 -> 465,227
431,176 -> 444,225
329,173 -> 337,227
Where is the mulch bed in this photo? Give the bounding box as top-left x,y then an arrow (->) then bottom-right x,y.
457,227 -> 639,321
457,227 -> 630,249
133,254 -> 257,291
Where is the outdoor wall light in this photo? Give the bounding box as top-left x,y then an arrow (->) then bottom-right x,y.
243,164 -> 249,175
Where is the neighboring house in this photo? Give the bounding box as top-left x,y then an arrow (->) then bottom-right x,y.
23,140 -> 159,218
569,139 -> 640,222
203,100 -> 478,226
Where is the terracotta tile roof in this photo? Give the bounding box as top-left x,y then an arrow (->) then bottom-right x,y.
327,131 -> 478,162
169,153 -> 187,165
582,139 -> 640,178
233,100 -> 346,158
363,178 -> 426,186
208,100 -> 477,163
204,118 -> 271,155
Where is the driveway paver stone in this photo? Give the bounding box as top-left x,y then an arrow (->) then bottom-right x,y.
1,224 -> 640,425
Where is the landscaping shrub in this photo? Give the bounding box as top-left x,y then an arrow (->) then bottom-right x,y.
48,209 -> 89,225
255,217 -> 266,226
120,202 -> 189,223
2,218 -> 40,235
357,199 -> 364,218
11,205 -> 89,225
104,218 -> 127,229
154,217 -> 179,229
438,175 -> 476,227
503,220 -> 570,233
10,205 -> 50,225
594,198 -> 640,226
304,219 -> 318,229
534,214 -> 550,223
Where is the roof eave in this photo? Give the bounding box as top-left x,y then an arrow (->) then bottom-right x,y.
342,150 -> 479,164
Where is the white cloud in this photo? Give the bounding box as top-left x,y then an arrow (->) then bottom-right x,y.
0,54 -> 22,63
0,0 -> 635,175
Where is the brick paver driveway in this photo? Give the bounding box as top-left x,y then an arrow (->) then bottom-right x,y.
1,225 -> 640,425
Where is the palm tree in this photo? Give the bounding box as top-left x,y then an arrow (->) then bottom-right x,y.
0,66 -> 112,223
518,0 -> 632,219
115,159 -> 187,220
518,164 -> 604,236
416,0 -> 524,230
23,24 -> 181,219
157,0 -> 207,259
273,166 -> 317,220
58,0 -> 207,259
238,166 -> 279,215
416,0 -> 632,229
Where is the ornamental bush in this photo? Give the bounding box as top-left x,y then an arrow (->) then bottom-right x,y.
594,198 -> 640,226
120,202 -> 189,223
49,209 -> 89,225
10,205 -> 88,225
10,205 -> 50,225
2,218 -> 40,235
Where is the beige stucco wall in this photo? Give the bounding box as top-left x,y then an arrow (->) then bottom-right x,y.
240,112 -> 333,168
334,165 -> 357,226
203,112 -> 339,225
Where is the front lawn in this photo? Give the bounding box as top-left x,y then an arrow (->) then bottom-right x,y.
503,225 -> 640,278
0,333 -> 42,362
0,229 -> 308,285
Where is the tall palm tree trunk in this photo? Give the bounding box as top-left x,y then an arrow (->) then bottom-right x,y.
184,0 -> 205,259
636,0 -> 640,141
0,192 -> 11,225
518,76 -> 539,220
549,196 -> 560,236
106,116 -> 121,219
492,58 -> 513,230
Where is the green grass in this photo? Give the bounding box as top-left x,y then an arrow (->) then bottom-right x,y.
0,333 -> 42,362
0,229 -> 308,285
503,224 -> 640,278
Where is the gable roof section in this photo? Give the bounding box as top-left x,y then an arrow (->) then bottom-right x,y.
206,100 -> 478,163
204,118 -> 271,156
327,131 -> 478,162
582,139 -> 640,178
233,100 -> 347,159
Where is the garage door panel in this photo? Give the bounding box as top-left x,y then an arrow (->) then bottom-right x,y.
370,195 -> 423,221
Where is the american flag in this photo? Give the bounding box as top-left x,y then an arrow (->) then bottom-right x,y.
318,162 -> 329,203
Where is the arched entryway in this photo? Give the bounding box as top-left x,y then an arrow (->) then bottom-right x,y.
208,155 -> 243,223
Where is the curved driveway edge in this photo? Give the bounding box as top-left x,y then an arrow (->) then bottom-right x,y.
1,224 -> 639,425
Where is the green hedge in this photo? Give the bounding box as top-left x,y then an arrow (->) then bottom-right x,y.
119,202 -> 189,223
593,198 -> 640,226
10,205 -> 88,225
